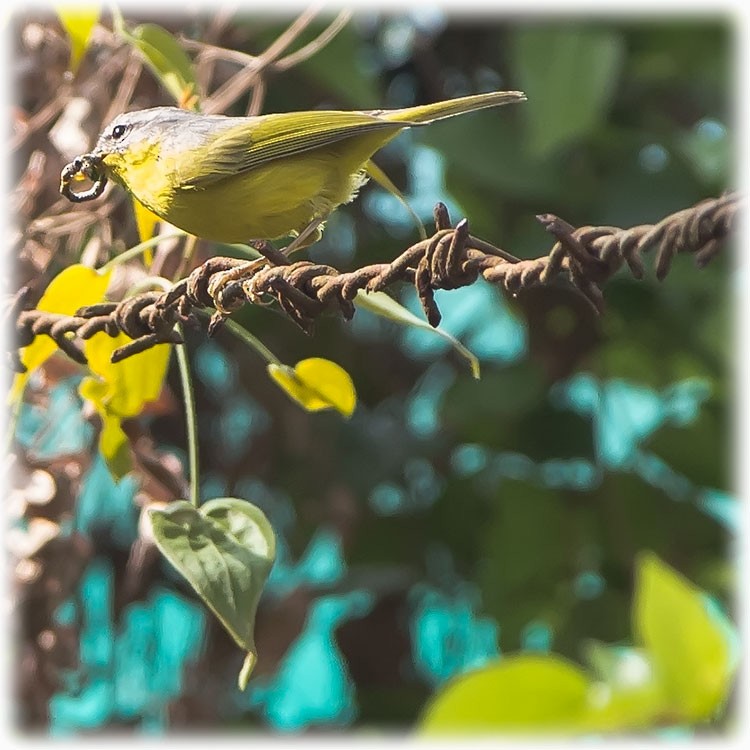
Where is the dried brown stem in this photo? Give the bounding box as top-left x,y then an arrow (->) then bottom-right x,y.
202,5 -> 324,115
273,9 -> 353,72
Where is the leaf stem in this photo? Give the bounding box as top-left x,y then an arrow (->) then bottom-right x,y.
125,275 -> 172,296
172,234 -> 199,283
174,325 -> 200,507
98,231 -> 186,274
213,315 -> 282,366
109,3 -> 126,35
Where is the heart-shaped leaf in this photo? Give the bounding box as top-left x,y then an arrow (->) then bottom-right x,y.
147,497 -> 276,689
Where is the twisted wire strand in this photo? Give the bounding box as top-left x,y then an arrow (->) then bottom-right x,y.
9,192 -> 740,370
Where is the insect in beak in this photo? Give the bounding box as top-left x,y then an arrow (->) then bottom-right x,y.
60,153 -> 108,202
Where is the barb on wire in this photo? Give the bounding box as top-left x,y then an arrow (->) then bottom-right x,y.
9,193 -> 740,371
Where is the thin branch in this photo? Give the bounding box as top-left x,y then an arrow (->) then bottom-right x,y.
202,4 -> 324,115
273,9 -> 353,72
257,4 -> 325,61
103,51 -> 144,124
10,84 -> 72,151
9,193 -> 740,369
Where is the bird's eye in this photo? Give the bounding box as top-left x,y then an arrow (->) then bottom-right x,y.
111,124 -> 129,140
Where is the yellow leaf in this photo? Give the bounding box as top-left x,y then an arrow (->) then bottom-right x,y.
267,357 -> 356,418
10,264 -> 111,402
82,331 -> 171,417
132,200 -> 159,263
132,196 -> 160,264
80,331 -> 172,477
634,552 -> 736,721
99,412 -> 132,478
56,4 -> 100,73
419,655 -> 592,734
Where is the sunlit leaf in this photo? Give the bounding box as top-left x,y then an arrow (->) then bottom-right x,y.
583,682 -> 666,732
56,4 -> 100,73
79,331 -> 171,478
355,290 -> 480,378
10,264 -> 111,403
267,357 -> 356,417
147,497 -> 276,689
82,332 -> 170,415
634,552 -> 736,721
581,643 -> 666,730
118,22 -> 199,109
419,655 -> 591,734
98,412 -> 132,479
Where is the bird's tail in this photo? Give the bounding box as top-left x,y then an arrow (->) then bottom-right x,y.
376,90 -> 526,125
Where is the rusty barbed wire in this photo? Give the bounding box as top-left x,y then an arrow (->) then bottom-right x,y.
9,192 -> 740,370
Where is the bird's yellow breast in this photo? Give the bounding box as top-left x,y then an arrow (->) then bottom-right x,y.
166,153 -> 350,243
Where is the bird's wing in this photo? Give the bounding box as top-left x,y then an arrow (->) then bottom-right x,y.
177,111 -> 411,189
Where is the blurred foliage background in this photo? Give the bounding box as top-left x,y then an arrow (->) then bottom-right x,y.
9,5 -> 736,735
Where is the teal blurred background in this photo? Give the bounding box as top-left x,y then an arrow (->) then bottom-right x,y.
12,9 -> 735,734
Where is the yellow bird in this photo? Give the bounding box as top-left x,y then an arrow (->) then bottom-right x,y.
61,90 -> 526,248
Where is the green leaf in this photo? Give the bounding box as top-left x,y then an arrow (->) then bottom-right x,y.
147,498 -> 276,689
10,264 -> 111,403
634,552 -> 736,721
511,26 -> 624,158
80,331 -> 171,478
355,290 -> 480,379
56,4 -> 100,73
267,357 -> 357,417
418,655 -> 591,734
119,22 -> 199,108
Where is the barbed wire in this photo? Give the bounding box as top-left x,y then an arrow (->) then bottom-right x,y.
10,192 -> 740,370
